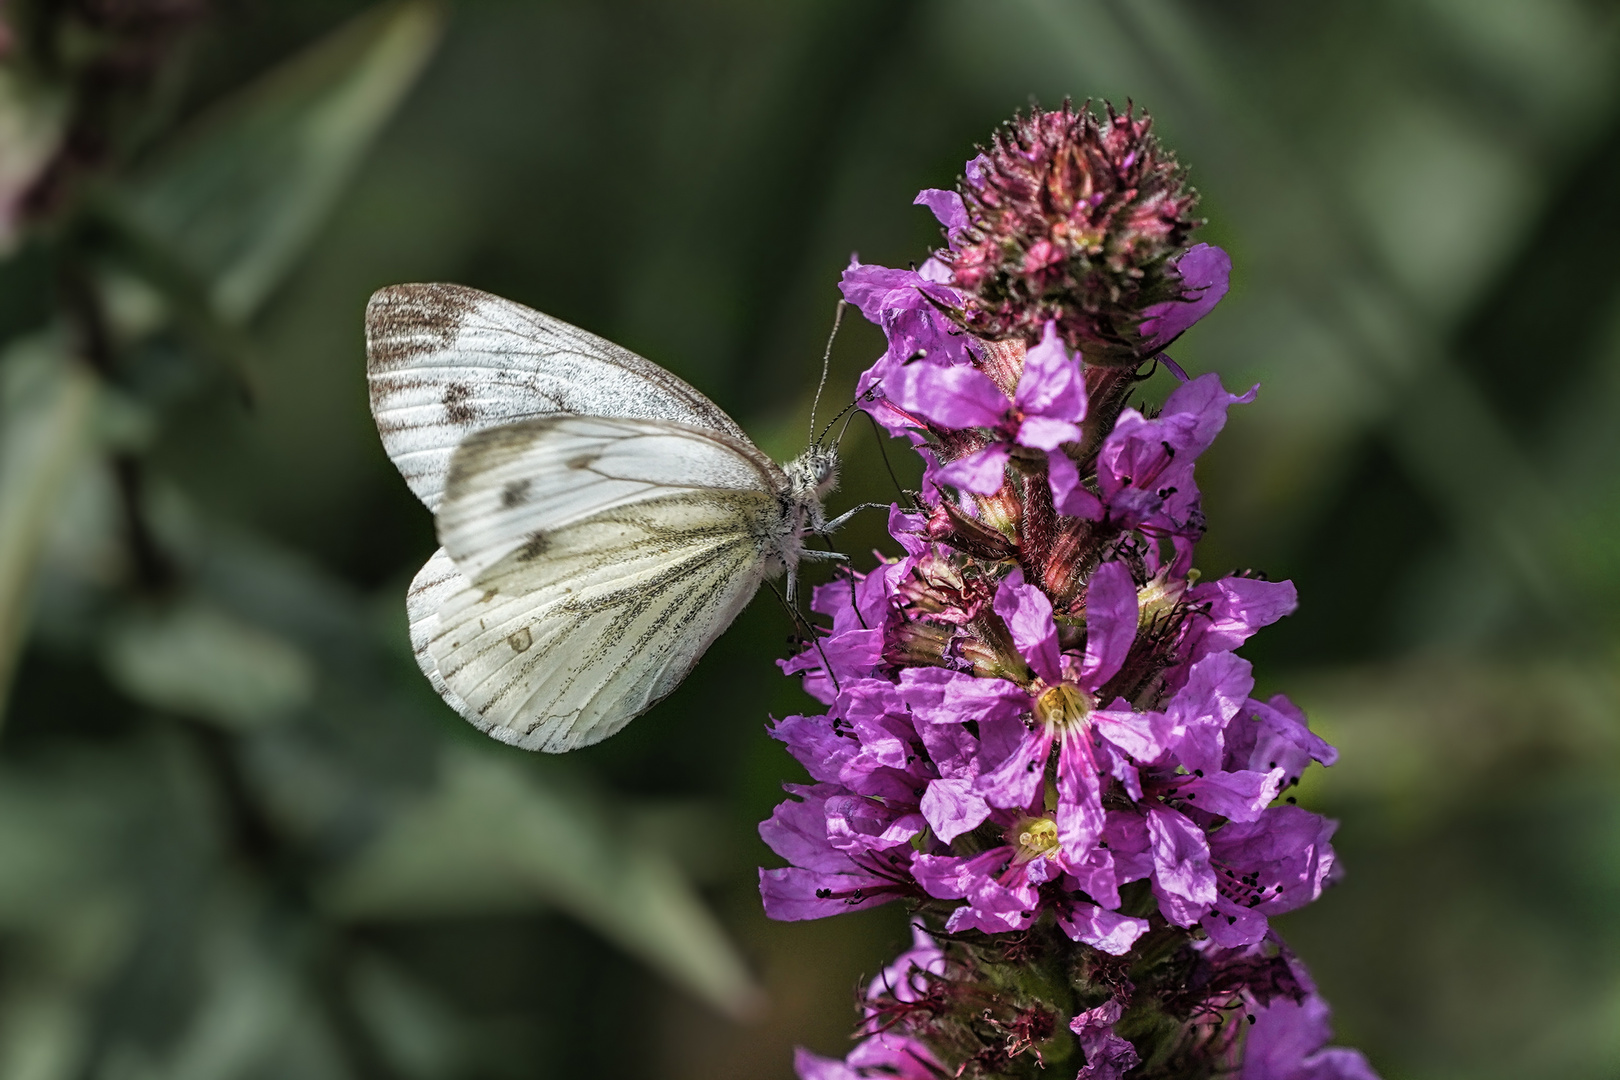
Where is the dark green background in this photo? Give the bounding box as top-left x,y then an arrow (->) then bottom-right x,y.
4,1 -> 1619,1077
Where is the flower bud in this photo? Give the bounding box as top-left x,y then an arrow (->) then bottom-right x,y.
941,101 -> 1204,366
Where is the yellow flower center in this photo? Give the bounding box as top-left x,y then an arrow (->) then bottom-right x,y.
1137,568 -> 1198,629
1034,683 -> 1093,732
1011,816 -> 1062,861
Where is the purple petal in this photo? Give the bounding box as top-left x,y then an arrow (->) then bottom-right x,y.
825,794 -> 923,854
759,788 -> 848,871
1225,695 -> 1336,782
846,1035 -> 942,1080
1063,843 -> 1121,909
945,902 -> 1035,935
1146,805 -> 1216,925
935,443 -> 1011,494
1161,372 -> 1257,456
1201,901 -> 1269,948
1081,561 -> 1138,688
920,778 -> 991,842
1014,322 -> 1086,422
1058,903 -> 1150,956
887,359 -> 1008,430
1139,243 -> 1231,350
914,188 -> 968,238
1104,810 -> 1155,883
1166,652 -> 1255,775
911,850 -> 993,900
1210,807 -> 1338,915
1241,989 -> 1381,1080
1055,730 -> 1106,855
973,727 -> 1052,810
838,259 -> 917,323
1174,768 -> 1284,823
793,1048 -> 860,1080
897,667 -> 1027,726
1093,703 -> 1175,765
759,867 -> 894,920
769,714 -> 856,784
1048,450 -> 1103,518
1016,414 -> 1083,451
1071,995 -> 1141,1079
992,568 -> 1060,683
1185,575 -> 1298,661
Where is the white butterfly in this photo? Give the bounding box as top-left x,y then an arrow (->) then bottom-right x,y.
366,283 -> 858,753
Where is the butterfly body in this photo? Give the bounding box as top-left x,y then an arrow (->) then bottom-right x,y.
367,283 -> 842,752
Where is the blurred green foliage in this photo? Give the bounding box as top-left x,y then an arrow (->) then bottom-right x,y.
1,1 -> 1618,1078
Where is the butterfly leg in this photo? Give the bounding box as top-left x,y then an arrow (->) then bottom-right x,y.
819,502 -> 890,535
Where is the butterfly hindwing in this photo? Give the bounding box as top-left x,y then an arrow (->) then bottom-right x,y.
366,283 -> 748,511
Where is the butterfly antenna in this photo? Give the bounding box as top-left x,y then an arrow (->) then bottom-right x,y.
809,300 -> 848,447
763,578 -> 842,697
816,396 -> 865,449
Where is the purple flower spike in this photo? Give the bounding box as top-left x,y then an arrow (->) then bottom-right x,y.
760,100 -> 1376,1080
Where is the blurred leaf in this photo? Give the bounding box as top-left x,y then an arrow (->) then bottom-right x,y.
1294,653 -> 1620,808
0,982 -> 87,1080
349,952 -> 465,1080
146,905 -> 348,1080
323,747 -> 765,1020
101,599 -> 315,729
0,337 -> 97,722
118,1 -> 443,321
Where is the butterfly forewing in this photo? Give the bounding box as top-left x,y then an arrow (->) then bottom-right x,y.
423,414 -> 793,752
436,414 -> 787,587
366,283 -> 748,511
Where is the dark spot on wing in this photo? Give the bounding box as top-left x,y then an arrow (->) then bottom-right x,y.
567,453 -> 600,471
517,531 -> 551,561
365,283 -> 480,371
502,478 -> 532,508
507,626 -> 533,653
442,382 -> 476,424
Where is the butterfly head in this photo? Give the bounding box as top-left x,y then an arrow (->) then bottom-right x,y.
786,445 -> 840,506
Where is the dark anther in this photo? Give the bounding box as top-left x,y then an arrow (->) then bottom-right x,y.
1286,796 -> 1297,804
815,888 -> 832,899
1247,1014 -> 1256,1025
1193,769 -> 1204,777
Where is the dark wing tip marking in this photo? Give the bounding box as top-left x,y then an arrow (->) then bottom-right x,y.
365,283 -> 483,373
